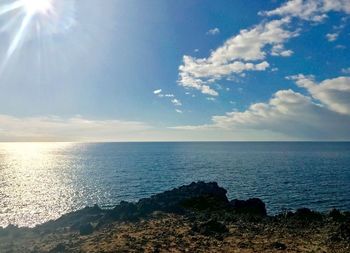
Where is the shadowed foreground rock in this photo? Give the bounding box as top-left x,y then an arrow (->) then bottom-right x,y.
108,181 -> 230,221
0,181 -> 349,253
230,198 -> 267,216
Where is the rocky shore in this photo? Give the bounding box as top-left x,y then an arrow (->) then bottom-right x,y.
1,182 -> 350,252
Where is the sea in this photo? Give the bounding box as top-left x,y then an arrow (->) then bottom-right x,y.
0,142 -> 349,227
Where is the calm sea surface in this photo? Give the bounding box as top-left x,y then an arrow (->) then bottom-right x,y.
0,142 -> 350,227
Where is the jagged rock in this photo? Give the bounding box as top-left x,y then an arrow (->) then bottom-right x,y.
39,204 -> 104,233
181,195 -> 229,211
329,209 -> 345,222
79,223 -> 94,235
0,225 -> 19,237
337,221 -> 350,240
138,181 -> 229,215
109,201 -> 138,221
294,208 -> 323,221
108,182 -> 230,221
230,198 -> 267,216
2,182 -> 350,253
270,241 -> 287,250
191,219 -> 229,236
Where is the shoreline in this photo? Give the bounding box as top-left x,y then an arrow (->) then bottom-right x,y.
1,181 -> 350,252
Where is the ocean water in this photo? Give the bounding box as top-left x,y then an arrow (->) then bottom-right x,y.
0,142 -> 350,227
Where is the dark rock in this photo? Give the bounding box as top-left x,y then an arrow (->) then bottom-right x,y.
0,228 -> 9,237
137,198 -> 162,215
230,198 -> 267,216
270,241 -> 287,250
39,204 -> 104,233
329,209 -> 345,222
109,201 -> 138,221
49,243 -> 66,253
105,182 -> 229,222
79,223 -> 94,235
294,208 -> 323,221
140,181 -> 229,214
344,211 -> 350,219
181,195 -> 229,211
0,224 -> 21,237
0,224 -> 19,237
153,247 -> 160,253
191,219 -> 229,236
337,221 -> 350,240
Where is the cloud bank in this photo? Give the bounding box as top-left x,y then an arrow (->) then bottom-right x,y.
173,75 -> 350,140
0,115 -> 151,142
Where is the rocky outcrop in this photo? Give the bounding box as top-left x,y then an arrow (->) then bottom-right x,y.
107,181 -> 230,220
38,204 -> 105,233
230,198 -> 267,216
24,181 -> 249,233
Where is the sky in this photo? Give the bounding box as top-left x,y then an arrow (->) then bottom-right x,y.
0,0 -> 349,141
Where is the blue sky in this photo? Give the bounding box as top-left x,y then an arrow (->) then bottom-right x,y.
0,0 -> 349,141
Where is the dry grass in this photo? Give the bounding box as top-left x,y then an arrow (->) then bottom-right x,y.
1,213 -> 349,253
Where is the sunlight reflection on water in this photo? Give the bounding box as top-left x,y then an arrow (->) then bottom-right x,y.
0,142 -> 77,227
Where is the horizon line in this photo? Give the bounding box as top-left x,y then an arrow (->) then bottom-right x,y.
1,140 -> 350,143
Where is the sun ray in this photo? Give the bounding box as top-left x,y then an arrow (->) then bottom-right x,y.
0,1 -> 22,16
7,13 -> 32,59
0,11 -> 21,32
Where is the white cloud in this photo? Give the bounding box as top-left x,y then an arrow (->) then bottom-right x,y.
208,18 -> 295,62
153,89 -> 162,95
326,32 -> 339,41
209,88 -> 350,139
180,56 -> 270,79
178,72 -> 219,96
173,75 -> 350,140
335,44 -> 346,49
0,115 -> 151,142
178,0 -> 350,97
271,44 -> 294,56
207,28 -> 220,35
341,67 -> 350,74
288,74 -> 350,115
154,90 -> 183,110
261,0 -> 350,22
178,18 -> 296,96
175,109 -> 183,114
171,98 -> 182,106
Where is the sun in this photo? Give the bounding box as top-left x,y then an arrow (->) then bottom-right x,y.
0,0 -> 76,71
21,0 -> 53,15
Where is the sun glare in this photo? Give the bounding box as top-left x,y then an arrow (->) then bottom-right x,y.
21,0 -> 53,15
0,0 -> 76,72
